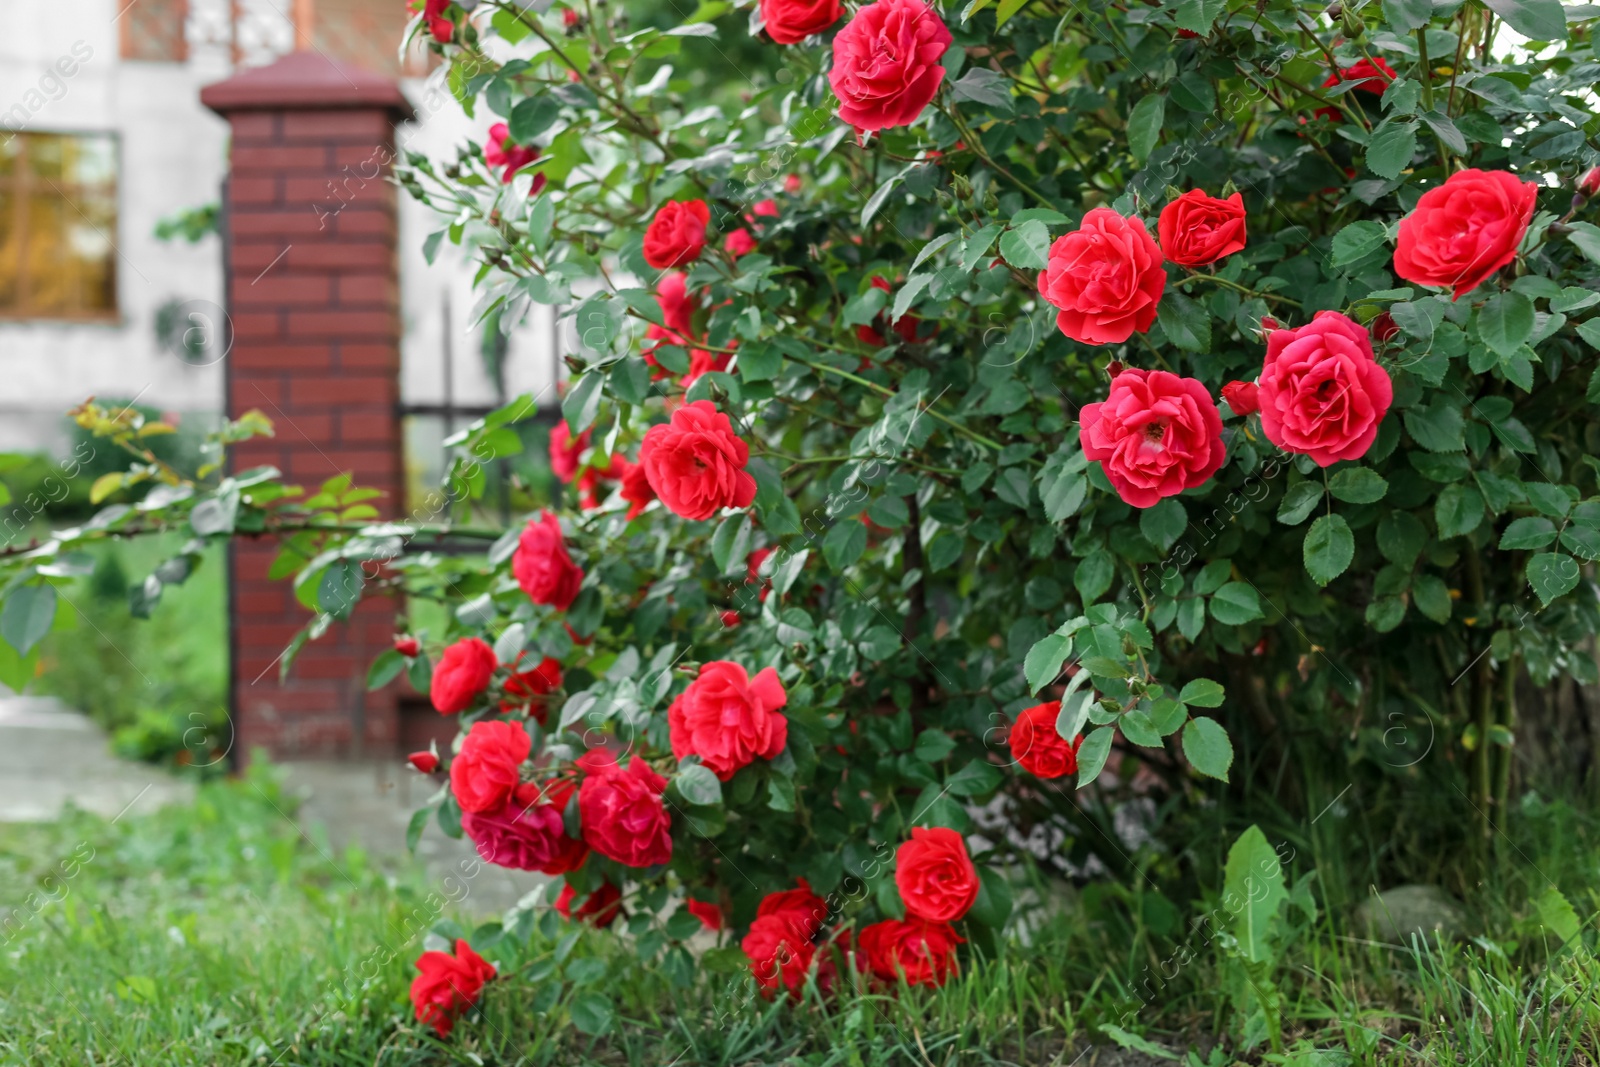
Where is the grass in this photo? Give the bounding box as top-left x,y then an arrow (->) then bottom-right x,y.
3,768 -> 1600,1066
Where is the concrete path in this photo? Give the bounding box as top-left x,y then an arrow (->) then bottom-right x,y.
0,697 -> 544,916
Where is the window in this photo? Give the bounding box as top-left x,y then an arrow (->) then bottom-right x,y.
0,133 -> 119,320
121,0 -> 190,63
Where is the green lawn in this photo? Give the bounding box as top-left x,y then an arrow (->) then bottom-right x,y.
2,769 -> 1598,1066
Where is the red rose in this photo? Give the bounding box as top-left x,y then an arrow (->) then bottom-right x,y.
643,200 -> 710,270
1221,380 -> 1261,417
578,454 -> 623,510
1257,311 -> 1393,467
758,879 -> 829,934
760,0 -> 842,43
1157,190 -> 1247,268
394,635 -> 420,658
725,228 -> 757,258
638,400 -> 758,521
620,459 -> 657,520
1580,166 -> 1600,199
501,655 -> 563,720
430,637 -> 497,714
747,546 -> 776,602
894,826 -> 979,923
828,0 -> 951,133
408,750 -> 439,774
683,346 -> 733,387
668,661 -> 788,781
548,419 -> 589,483
720,609 -> 742,627
512,510 -> 583,611
1393,168 -> 1538,300
1037,208 -> 1166,345
484,123 -> 544,190
784,174 -> 802,195
741,913 -> 816,997
656,272 -> 696,334
856,276 -> 924,347
1315,57 -> 1395,120
449,719 -> 530,814
555,881 -> 623,928
577,750 -> 673,867
1370,312 -> 1400,342
1007,701 -> 1082,779
410,939 -> 495,1037
463,780 -> 587,874
641,324 -> 682,381
748,199 -> 779,222
1079,368 -> 1226,509
413,0 -> 454,43
687,898 -> 724,931
857,918 -> 963,987
562,6 -> 580,27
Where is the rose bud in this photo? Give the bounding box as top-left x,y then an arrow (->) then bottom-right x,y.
408,751 -> 439,774
1371,312 -> 1400,342
394,635 -> 420,658
1579,166 -> 1600,199
720,610 -> 742,628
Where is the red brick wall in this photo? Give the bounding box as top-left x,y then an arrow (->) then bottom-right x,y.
206,61 -> 410,759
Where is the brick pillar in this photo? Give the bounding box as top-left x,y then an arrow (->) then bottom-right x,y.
202,52 -> 415,760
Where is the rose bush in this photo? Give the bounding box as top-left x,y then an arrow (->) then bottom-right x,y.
8,0 -> 1600,1041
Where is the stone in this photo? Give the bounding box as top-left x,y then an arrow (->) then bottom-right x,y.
1354,884 -> 1469,944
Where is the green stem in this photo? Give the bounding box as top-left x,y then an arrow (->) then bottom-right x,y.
1177,272 -> 1303,309
789,355 -> 1009,455
941,105 -> 1056,210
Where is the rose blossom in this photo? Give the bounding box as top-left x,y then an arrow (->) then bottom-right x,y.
858,918 -> 964,987
1221,380 -> 1260,417
638,400 -> 758,521
643,200 -> 710,269
1314,57 -> 1395,120
577,750 -> 673,867
1257,311 -> 1394,467
463,780 -> 587,874
1037,208 -> 1166,345
511,510 -> 583,611
1580,166 -> 1600,199
828,0 -> 952,133
725,228 -> 758,257
548,419 -> 589,483
761,0 -> 842,43
408,750 -> 439,774
1007,701 -> 1082,779
449,719 -> 531,814
895,826 -> 979,922
410,939 -> 495,1037
577,454 -> 623,510
416,0 -> 453,43
620,460 -> 657,520
758,879 -> 829,934
1393,168 -> 1539,300
687,899 -> 724,930
1078,368 -> 1226,509
742,913 -> 816,997
856,276 -> 923,346
430,637 -> 497,714
555,882 -> 623,927
656,272 -> 695,334
501,655 -> 563,720
669,661 -> 789,780
394,635 -> 420,658
484,123 -> 545,190
1157,190 -> 1247,268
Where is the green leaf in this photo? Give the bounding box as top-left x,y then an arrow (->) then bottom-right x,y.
1172,0 -> 1226,33
1403,400 -> 1465,452
1567,223 -> 1600,266
1,585 -> 56,656
1209,582 -> 1263,625
1074,549 -> 1115,603
1178,678 -> 1226,708
1157,290 -> 1210,352
1222,825 -> 1287,961
1577,319 -> 1600,353
1481,0 -> 1566,41
1536,886 -> 1582,946
1366,120 -> 1418,180
1102,1027 -> 1181,1061
1182,716 -> 1233,781
1076,726 -> 1115,788
1478,291 -> 1534,359
710,513 -> 753,575
1412,574 -> 1452,624
1139,498 -> 1187,553
914,728 -> 957,763
822,519 -> 867,571
967,867 -> 1014,928
569,991 -> 615,1036
998,220 -> 1051,270
1127,94 -> 1166,163
1304,514 -> 1355,586
1330,221 -> 1390,267
1277,481 -> 1324,526
1528,552 -> 1580,607
317,559 -> 363,620
1328,467 -> 1388,504
1024,633 -> 1072,694
561,372 -> 604,434
1381,0 -> 1432,32
509,95 -> 561,145
1435,483 -> 1485,539
1378,511 -> 1428,566
1499,516 -> 1557,551
367,649 -> 405,691
675,763 -> 723,806
946,758 -> 1003,797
